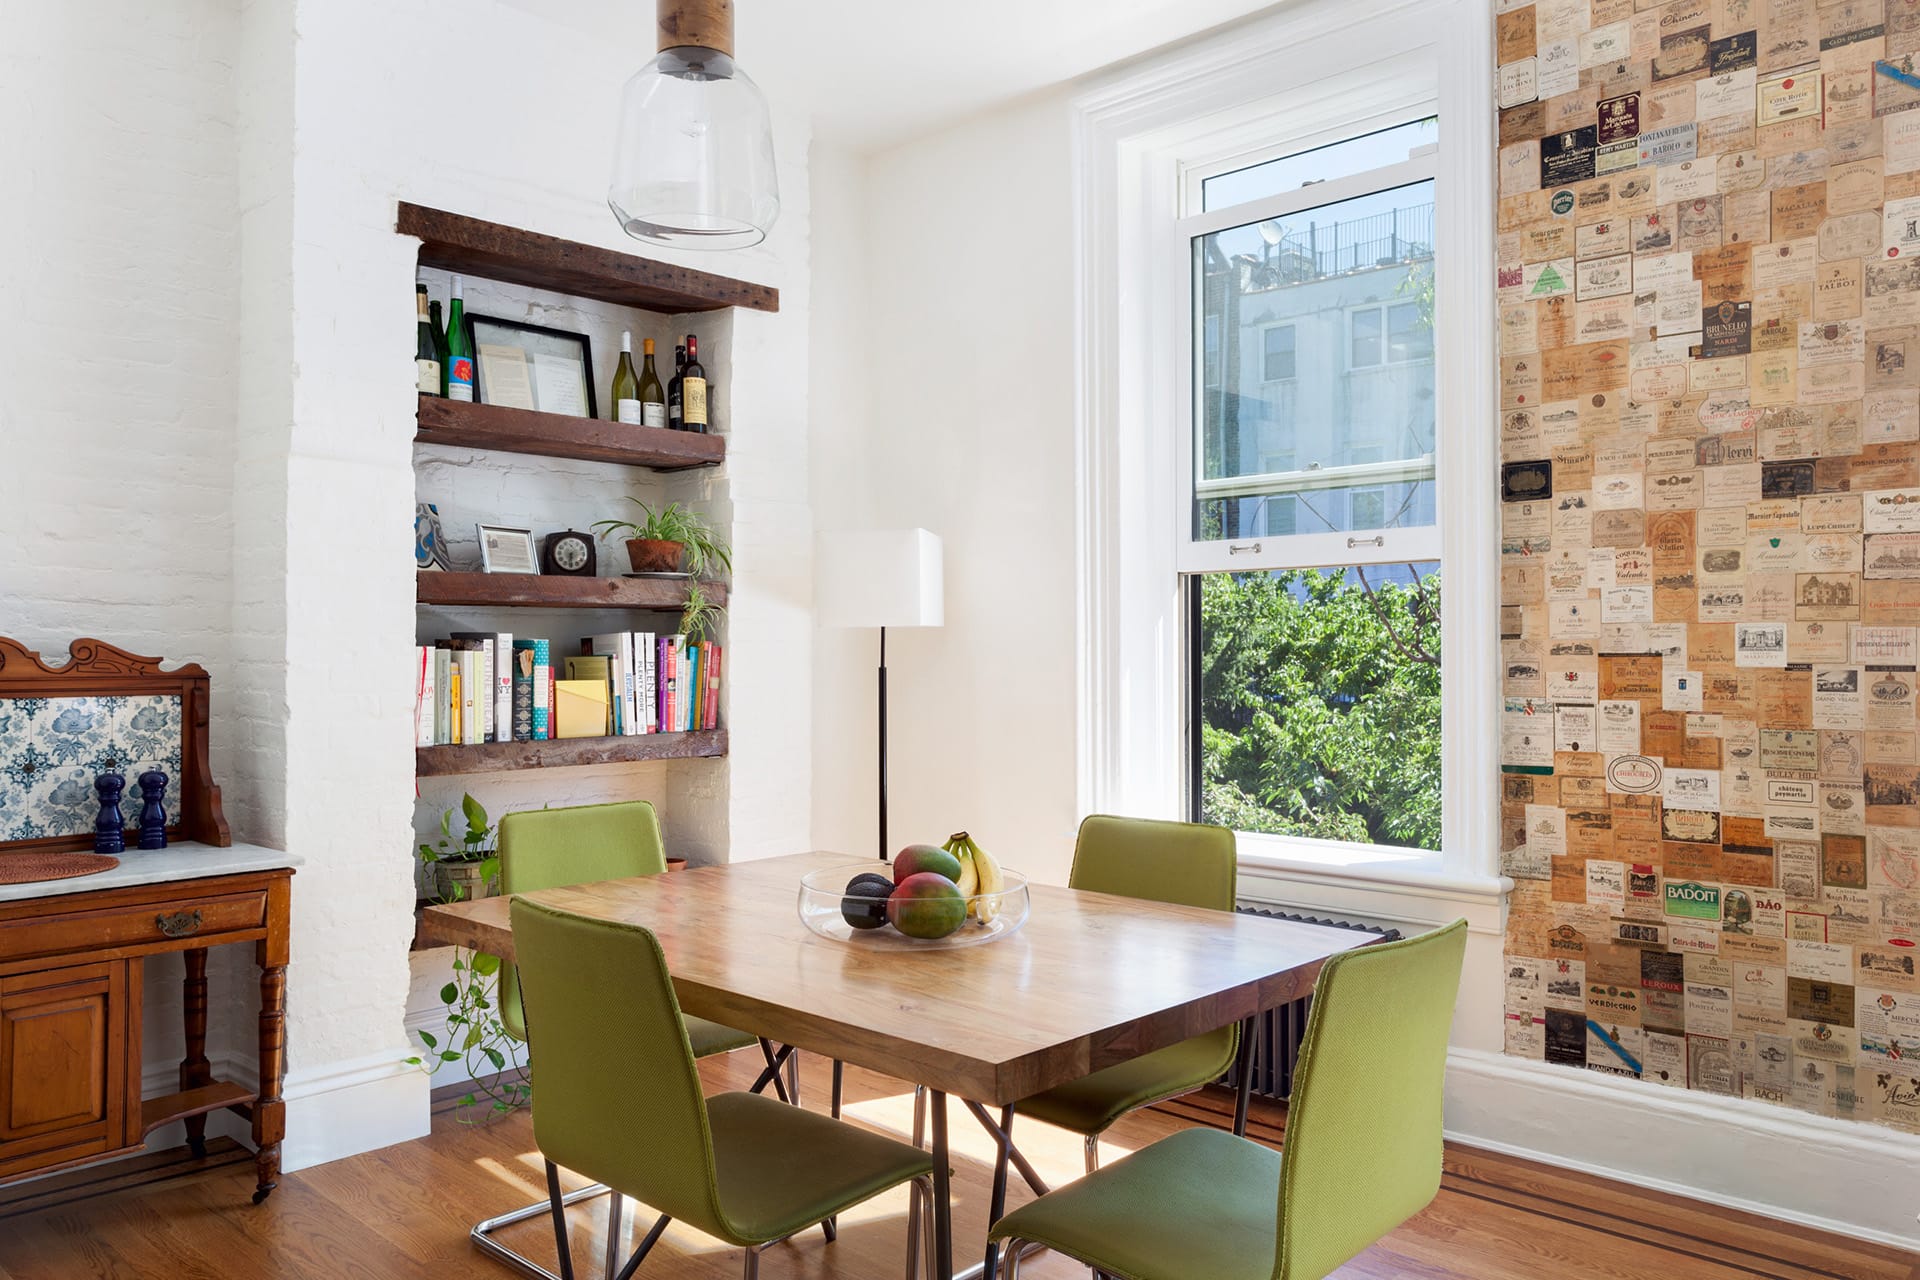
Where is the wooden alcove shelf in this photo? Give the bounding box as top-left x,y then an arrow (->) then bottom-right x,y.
418,571 -> 725,611
398,202 -> 779,314
416,396 -> 725,470
416,728 -> 728,777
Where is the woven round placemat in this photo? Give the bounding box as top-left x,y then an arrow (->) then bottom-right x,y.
0,852 -> 121,885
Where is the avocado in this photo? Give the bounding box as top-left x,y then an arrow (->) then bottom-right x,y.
841,873 -> 895,930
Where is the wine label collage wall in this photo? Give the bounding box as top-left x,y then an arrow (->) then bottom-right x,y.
1496,0 -> 1920,1128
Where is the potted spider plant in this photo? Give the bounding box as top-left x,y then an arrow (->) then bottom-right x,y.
591,500 -> 732,578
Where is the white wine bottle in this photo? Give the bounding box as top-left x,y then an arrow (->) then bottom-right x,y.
414,286 -> 440,396
638,338 -> 666,428
612,331 -> 641,424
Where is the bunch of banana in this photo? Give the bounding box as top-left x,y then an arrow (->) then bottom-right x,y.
940,831 -> 1006,922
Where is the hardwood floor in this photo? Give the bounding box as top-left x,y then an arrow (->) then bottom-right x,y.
0,1051 -> 1913,1280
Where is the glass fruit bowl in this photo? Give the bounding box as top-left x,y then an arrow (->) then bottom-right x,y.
797,863 -> 1031,949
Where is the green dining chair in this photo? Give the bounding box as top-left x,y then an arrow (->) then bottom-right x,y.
512,896 -> 939,1280
994,815 -> 1241,1163
473,801 -> 760,1280
990,918 -> 1468,1280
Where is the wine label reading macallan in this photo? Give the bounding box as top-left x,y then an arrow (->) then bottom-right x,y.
683,377 -> 708,425
643,403 -> 667,429
617,398 -> 643,426
416,359 -> 439,395
448,356 -> 474,402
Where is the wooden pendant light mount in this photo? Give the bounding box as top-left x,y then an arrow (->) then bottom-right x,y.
658,0 -> 734,57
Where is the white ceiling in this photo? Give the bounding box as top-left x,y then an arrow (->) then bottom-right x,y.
507,0 -> 1282,150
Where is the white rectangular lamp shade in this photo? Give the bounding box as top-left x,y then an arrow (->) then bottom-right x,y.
816,528 -> 944,629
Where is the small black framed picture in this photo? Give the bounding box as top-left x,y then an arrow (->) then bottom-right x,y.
466,313 -> 597,419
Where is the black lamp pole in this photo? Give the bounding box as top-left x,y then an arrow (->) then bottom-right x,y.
877,625 -> 889,861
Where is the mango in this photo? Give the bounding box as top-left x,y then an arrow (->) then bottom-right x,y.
887,873 -> 967,939
892,843 -> 962,885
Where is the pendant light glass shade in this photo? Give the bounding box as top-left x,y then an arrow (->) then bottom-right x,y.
608,46 -> 779,251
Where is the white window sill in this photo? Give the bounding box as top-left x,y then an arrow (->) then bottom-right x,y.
1232,831 -> 1511,932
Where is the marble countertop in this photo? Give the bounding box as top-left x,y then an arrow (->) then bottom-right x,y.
0,842 -> 302,903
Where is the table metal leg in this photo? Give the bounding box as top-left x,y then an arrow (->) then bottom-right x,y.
1232,1014 -> 1257,1138
930,1089 -> 952,1280
978,1104 -> 1014,1280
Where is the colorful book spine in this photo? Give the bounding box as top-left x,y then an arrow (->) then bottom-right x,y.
623,632 -> 639,735
493,631 -> 513,745
686,643 -> 701,732
414,647 -> 433,746
434,647 -> 452,745
511,642 -> 535,742
531,638 -> 551,740
639,631 -> 656,732
462,650 -> 484,745
698,640 -> 714,729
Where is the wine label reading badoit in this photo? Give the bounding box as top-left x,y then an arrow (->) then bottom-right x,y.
617,398 -> 643,425
683,377 -> 708,425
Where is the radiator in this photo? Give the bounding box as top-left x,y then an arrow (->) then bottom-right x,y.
1218,908 -> 1399,1102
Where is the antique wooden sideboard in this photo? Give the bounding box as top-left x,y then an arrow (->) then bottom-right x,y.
0,637 -> 295,1203
0,848 -> 296,1202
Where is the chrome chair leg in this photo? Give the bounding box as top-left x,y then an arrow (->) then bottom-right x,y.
1084,1134 -> 1101,1175
1002,1237 -> 1025,1280
787,1047 -> 801,1105
603,1192 -> 625,1280
742,1243 -> 760,1279
473,1179 -> 614,1280
904,1085 -> 928,1275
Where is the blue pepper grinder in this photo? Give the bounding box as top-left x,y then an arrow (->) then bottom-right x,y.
94,772 -> 127,855
137,770 -> 169,850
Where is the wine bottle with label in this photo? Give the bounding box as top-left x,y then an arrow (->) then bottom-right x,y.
639,338 -> 666,428
415,285 -> 441,396
429,300 -> 450,396
683,333 -> 708,433
667,344 -> 687,431
446,275 -> 474,402
613,331 -> 641,424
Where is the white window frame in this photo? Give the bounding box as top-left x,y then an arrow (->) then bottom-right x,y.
1071,0 -> 1501,892
1178,150 -> 1440,577
1260,323 -> 1297,383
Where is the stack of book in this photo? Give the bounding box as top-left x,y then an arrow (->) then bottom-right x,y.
413,631 -> 721,745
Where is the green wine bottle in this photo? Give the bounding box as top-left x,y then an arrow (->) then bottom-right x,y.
414,285 -> 440,396
429,300 -> 450,396
612,331 -> 641,424
446,275 -> 473,402
639,338 -> 666,428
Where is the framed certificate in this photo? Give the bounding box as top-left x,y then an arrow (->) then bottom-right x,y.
466,314 -> 597,419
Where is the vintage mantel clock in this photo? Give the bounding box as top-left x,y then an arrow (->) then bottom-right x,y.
540,529 -> 597,576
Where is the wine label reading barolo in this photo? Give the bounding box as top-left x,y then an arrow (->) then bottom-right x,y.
643,403 -> 666,428
683,378 -> 708,425
416,359 -> 440,395
617,398 -> 643,425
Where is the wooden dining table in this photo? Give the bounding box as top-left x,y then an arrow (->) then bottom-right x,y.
418,850 -> 1376,1280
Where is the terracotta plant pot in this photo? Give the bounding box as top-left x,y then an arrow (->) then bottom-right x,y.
625,538 -> 684,574
666,857 -> 689,873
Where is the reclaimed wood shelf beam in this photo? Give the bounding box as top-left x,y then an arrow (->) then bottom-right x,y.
417,571 -> 725,611
398,202 -> 779,314
415,396 -> 725,470
415,729 -> 728,777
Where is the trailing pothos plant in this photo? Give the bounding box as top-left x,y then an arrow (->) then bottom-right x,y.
409,793 -> 530,1120
406,950 -> 532,1121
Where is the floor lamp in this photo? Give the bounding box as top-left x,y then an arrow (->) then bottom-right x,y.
816,528 -> 944,860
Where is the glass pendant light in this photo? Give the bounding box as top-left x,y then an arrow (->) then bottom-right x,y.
609,0 -> 780,251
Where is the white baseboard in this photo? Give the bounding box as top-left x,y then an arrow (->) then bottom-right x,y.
1445,1047 -> 1920,1251
277,1048 -> 431,1172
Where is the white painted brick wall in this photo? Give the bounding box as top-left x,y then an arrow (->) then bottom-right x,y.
0,0 -> 255,1082
1,0 -> 814,1169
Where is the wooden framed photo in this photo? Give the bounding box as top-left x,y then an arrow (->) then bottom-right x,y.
466,313 -> 597,418
476,524 -> 540,575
